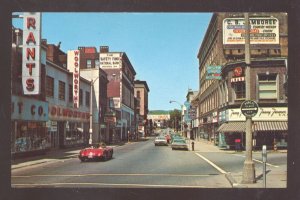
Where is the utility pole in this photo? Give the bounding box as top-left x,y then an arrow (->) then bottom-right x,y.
242,12 -> 256,184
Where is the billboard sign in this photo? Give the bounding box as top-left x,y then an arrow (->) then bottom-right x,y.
22,12 -> 42,95
206,66 -> 222,80
100,53 -> 121,68
67,50 -> 80,108
223,17 -> 279,45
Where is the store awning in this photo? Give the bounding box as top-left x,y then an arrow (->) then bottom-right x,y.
217,122 -> 245,132
217,121 -> 288,133
253,121 -> 288,131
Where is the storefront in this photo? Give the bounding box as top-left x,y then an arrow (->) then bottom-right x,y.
11,95 -> 49,157
217,107 -> 288,150
48,104 -> 90,148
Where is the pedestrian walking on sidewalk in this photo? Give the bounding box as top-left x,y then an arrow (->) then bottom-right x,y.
235,138 -> 241,152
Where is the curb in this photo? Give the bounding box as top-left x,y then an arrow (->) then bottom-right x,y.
225,173 -> 237,188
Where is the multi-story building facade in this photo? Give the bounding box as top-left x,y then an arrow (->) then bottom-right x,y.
134,80 -> 150,135
11,27 -> 92,158
46,44 -> 91,149
77,47 -> 109,144
195,13 -> 288,150
11,27 -> 49,157
100,46 -> 136,142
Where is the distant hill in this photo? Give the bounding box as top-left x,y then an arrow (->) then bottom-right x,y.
149,110 -> 170,115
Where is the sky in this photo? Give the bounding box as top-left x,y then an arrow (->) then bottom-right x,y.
13,12 -> 212,111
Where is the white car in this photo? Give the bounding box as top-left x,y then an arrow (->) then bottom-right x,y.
171,139 -> 189,150
154,136 -> 168,146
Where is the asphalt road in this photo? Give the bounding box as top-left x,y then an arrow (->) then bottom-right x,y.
11,137 -> 287,188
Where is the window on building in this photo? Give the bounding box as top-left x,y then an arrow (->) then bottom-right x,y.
233,82 -> 246,100
79,89 -> 83,105
95,59 -> 100,69
258,74 -> 277,99
59,81 -> 65,100
87,59 -> 92,68
137,91 -> 141,98
69,85 -> 73,102
46,76 -> 54,97
86,91 -> 90,107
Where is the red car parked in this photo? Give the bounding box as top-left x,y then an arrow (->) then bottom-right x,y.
78,143 -> 113,162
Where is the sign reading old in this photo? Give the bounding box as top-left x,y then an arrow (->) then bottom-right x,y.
241,100 -> 259,118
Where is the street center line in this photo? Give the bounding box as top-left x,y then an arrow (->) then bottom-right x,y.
232,154 -> 279,167
195,153 -> 227,174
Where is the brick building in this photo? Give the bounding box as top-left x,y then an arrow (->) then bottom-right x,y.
134,80 -> 150,136
100,46 -> 136,142
194,13 -> 288,150
77,47 -> 109,143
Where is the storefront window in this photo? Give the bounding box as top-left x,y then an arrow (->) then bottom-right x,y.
14,121 -> 49,153
65,122 -> 84,146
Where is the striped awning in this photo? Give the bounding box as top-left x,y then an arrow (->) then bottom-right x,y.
217,122 -> 246,132
253,121 -> 288,131
217,121 -> 288,132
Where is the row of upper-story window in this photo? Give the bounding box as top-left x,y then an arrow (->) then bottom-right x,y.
45,75 -> 90,107
199,39 -> 219,96
200,73 -> 280,115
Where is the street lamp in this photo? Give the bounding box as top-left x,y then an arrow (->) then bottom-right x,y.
169,100 -> 183,135
89,76 -> 99,145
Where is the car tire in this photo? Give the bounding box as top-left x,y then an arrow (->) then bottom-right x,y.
103,152 -> 108,161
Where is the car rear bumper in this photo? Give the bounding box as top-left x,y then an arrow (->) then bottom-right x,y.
171,145 -> 188,150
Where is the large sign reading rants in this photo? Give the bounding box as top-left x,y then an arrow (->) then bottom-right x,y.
67,50 -> 80,108
22,12 -> 42,95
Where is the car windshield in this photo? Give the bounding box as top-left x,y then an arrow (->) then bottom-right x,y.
173,140 -> 186,144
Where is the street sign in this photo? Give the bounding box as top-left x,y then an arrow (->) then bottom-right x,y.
240,100 -> 259,117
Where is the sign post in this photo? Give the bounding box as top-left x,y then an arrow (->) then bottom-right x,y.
240,100 -> 259,118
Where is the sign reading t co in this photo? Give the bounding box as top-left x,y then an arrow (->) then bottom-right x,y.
240,100 -> 259,118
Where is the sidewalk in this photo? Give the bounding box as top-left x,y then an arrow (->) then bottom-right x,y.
190,138 -> 287,188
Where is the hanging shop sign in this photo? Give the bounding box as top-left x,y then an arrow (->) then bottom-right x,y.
231,77 -> 245,83
109,97 -> 121,109
234,67 -> 243,77
206,66 -> 222,80
22,12 -> 42,95
11,95 -> 48,121
67,50 -> 80,108
223,17 -> 279,45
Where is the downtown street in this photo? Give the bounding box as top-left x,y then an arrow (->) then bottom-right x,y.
11,133 -> 287,188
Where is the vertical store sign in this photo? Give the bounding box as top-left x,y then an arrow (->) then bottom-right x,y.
22,12 -> 41,95
67,50 -> 80,108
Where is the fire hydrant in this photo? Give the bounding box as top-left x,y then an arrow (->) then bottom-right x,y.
192,141 -> 195,151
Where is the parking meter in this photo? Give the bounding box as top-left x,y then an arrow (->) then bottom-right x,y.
262,145 -> 267,187
262,145 -> 267,162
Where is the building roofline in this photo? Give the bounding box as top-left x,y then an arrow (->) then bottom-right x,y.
134,80 -> 150,92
